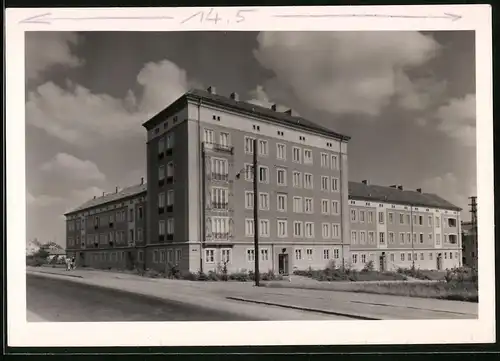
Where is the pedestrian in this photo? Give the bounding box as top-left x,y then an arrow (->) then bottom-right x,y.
71,257 -> 76,270
65,257 -> 71,271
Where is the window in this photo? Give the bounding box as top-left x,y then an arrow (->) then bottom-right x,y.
378,211 -> 385,224
331,177 -> 339,192
129,229 -> 134,241
204,129 -> 214,144
436,216 -> 440,228
406,214 -> 411,224
305,198 -> 313,213
260,219 -> 270,237
333,249 -> 340,259
304,149 -> 313,164
321,176 -> 329,191
276,143 -> 286,160
408,253 -> 412,261
175,249 -> 182,263
293,221 -> 303,237
277,220 -> 287,237
153,250 -> 159,263
428,216 -> 433,227
159,220 -> 165,236
293,171 -> 302,188
443,234 -> 448,243
259,192 -> 269,210
304,173 -> 313,189
211,158 -> 228,180
261,249 -> 269,261
247,249 -> 255,262
277,194 -> 287,212
258,140 -> 268,156
158,165 -> 165,181
305,222 -> 314,238
129,209 -> 134,222
331,155 -> 338,170
221,249 -> 231,263
389,232 -> 395,244
292,147 -> 301,163
448,234 -> 458,244
212,217 -> 228,238
166,162 -> 175,180
259,166 -> 269,183
211,187 -> 227,208
160,250 -> 166,263
428,233 -> 433,242
413,215 -> 417,225
379,232 -> 385,245
351,209 -> 357,222
321,153 -> 329,168
359,231 -> 366,244
361,254 -> 367,263
205,249 -> 215,263
420,253 -> 424,260
368,231 -> 375,244
332,201 -> 339,215
295,249 -> 303,260
137,228 -> 143,241
322,223 -> 331,239
419,233 -> 424,243
368,211 -> 374,224
158,136 -> 165,154
359,210 -> 365,222
245,219 -> 254,236
244,136 -> 255,154
276,168 -> 287,186
306,249 -> 313,260
401,253 -> 405,261
321,199 -> 330,214
323,249 -> 330,260
244,191 -> 254,209
352,254 -> 358,264
351,231 -> 357,244
448,218 -> 457,227
400,232 -> 405,244
390,253 -> 395,262
418,215 -> 423,225
412,233 -> 417,243
429,253 -> 433,260
400,213 -> 405,224
388,212 -> 394,224
167,218 -> 174,235
220,132 -> 229,147
293,197 -> 303,213
244,163 -> 254,181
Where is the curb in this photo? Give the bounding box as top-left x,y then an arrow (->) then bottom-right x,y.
226,296 -> 380,320
29,270 -> 84,279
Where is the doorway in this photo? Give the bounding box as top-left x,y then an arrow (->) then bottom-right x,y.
437,254 -> 443,271
126,251 -> 134,270
379,253 -> 386,272
278,253 -> 289,275
79,252 -> 85,267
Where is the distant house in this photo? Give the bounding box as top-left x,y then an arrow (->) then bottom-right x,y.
462,221 -> 477,269
26,239 -> 41,256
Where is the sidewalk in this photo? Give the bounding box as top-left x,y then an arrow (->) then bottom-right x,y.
26,267 -> 478,320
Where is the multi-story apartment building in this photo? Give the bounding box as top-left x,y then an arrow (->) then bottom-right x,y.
461,221 -> 477,269
65,180 -> 147,269
348,180 -> 462,271
65,87 -> 463,274
142,87 -> 351,274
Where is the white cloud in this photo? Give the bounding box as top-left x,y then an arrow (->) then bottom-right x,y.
26,32 -> 83,81
26,190 -> 64,208
423,172 -> 475,215
253,31 -> 441,117
26,59 -> 194,147
435,94 -> 476,147
40,153 -> 106,182
247,85 -> 300,116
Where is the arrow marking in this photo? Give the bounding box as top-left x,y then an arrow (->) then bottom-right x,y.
19,12 -> 174,24
273,13 -> 462,22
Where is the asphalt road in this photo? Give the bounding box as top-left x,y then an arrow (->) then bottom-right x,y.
27,274 -> 258,322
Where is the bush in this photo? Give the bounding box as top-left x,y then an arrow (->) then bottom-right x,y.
26,257 -> 45,267
180,271 -> 198,281
207,270 -> 220,281
362,261 -> 375,272
197,271 -> 209,281
229,272 -> 250,282
143,268 -> 161,278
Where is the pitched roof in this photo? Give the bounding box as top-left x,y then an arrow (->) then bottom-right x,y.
65,183 -> 147,215
348,181 -> 462,211
143,88 -> 351,141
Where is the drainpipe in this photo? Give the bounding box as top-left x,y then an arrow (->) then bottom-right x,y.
339,137 -> 345,270
197,98 -> 204,274
410,203 -> 415,269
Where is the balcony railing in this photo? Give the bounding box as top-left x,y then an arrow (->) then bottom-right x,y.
158,206 -> 165,214
159,234 -> 165,242
166,234 -> 174,241
211,172 -> 229,182
166,205 -> 174,212
211,202 -> 229,210
213,143 -> 234,154
166,176 -> 174,184
159,178 -> 165,187
212,232 -> 230,240
158,152 -> 164,160
166,148 -> 173,156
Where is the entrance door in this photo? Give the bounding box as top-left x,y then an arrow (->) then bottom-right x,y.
126,251 -> 134,270
278,254 -> 289,275
79,252 -> 85,267
437,254 -> 443,271
379,254 -> 386,272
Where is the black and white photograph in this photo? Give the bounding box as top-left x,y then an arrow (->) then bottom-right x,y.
6,5 -> 494,348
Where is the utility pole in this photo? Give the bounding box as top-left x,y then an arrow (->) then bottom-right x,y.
253,138 -> 260,287
469,196 -> 478,268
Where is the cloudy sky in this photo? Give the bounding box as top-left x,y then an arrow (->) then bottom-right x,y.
25,31 -> 476,246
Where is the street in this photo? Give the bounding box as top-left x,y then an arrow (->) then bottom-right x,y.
27,274 -> 258,322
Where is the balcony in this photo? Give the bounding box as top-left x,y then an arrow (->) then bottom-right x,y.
94,242 -> 99,248
159,178 -> 165,187
166,176 -> 174,184
109,222 -> 114,228
158,152 -> 164,160
211,172 -> 229,182
166,234 -> 174,241
212,232 -> 230,240
166,205 -> 174,213
166,148 -> 173,156
108,241 -> 114,247
158,206 -> 165,214
159,234 -> 165,242
211,202 -> 229,210
213,143 -> 234,154
94,225 -> 99,230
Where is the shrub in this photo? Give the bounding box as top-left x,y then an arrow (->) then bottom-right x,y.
180,271 -> 198,281
197,271 -> 209,281
229,272 -> 250,282
26,257 -> 44,267
207,270 -> 221,281
144,268 -> 161,278
362,261 -> 375,272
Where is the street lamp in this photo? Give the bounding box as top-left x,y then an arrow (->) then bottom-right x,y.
235,138 -> 260,287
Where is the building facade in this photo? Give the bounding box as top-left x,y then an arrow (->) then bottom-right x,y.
65,181 -> 147,269
65,87 -> 462,273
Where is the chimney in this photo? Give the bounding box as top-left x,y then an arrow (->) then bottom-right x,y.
230,92 -> 239,101
361,180 -> 368,185
93,196 -> 96,199
390,184 -> 398,188
141,177 -> 144,185
271,104 -> 277,111
206,86 -> 216,94
284,109 -> 292,116
115,186 -> 118,193
417,188 -> 422,193
102,192 -> 105,197
398,185 -> 403,191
